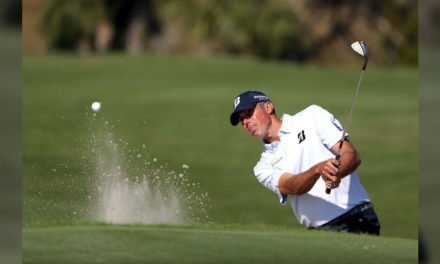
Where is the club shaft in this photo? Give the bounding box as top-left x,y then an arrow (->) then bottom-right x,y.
325,69 -> 365,195
341,69 -> 365,141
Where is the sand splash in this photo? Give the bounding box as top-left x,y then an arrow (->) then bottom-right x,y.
86,112 -> 212,225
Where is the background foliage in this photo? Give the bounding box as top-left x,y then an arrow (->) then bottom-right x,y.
36,0 -> 417,65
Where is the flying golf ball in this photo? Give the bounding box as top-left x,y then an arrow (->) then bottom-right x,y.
91,101 -> 101,112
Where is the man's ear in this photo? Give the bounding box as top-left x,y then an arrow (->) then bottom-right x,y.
265,102 -> 274,114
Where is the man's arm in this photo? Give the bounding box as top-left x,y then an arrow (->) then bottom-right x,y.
278,140 -> 361,196
278,158 -> 340,195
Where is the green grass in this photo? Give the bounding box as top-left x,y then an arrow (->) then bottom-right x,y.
23,224 -> 417,264
23,53 -> 417,240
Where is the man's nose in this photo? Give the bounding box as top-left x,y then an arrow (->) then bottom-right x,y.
241,118 -> 246,125
242,117 -> 251,126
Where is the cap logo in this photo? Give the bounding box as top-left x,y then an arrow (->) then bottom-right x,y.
254,95 -> 268,101
234,97 -> 240,109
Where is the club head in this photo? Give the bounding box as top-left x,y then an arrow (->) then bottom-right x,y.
351,41 -> 368,70
351,41 -> 368,57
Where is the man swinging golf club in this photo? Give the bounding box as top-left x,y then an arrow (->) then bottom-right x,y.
230,41 -> 380,235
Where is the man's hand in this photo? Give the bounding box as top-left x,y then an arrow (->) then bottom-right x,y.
316,158 -> 341,189
330,140 -> 361,178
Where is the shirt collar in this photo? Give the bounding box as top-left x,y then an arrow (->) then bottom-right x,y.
263,114 -> 290,151
278,114 -> 291,136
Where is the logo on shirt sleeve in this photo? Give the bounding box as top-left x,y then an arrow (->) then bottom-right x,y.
298,130 -> 306,144
331,116 -> 343,131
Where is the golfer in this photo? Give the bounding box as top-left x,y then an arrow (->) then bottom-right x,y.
230,91 -> 380,235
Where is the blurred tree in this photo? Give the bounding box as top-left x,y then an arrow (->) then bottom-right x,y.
37,0 -> 417,65
40,0 -> 106,51
40,0 -> 161,53
289,0 -> 417,65
369,0 -> 418,64
254,2 -> 307,61
157,0 -> 308,60
102,0 -> 161,53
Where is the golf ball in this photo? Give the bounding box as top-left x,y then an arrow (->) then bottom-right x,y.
91,101 -> 101,112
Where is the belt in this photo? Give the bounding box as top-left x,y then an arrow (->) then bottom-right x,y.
321,202 -> 373,228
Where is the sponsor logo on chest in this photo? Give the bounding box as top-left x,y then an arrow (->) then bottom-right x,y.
298,130 -> 306,144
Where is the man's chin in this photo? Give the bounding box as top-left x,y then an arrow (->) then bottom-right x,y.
250,131 -> 262,139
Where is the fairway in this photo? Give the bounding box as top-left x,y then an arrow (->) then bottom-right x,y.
23,53 -> 417,262
23,225 -> 417,264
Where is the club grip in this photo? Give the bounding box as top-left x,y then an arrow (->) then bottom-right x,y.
325,154 -> 341,194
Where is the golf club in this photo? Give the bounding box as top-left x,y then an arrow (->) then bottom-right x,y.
326,40 -> 369,194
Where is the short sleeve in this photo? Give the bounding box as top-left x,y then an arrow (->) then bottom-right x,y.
254,159 -> 288,205
309,105 -> 348,149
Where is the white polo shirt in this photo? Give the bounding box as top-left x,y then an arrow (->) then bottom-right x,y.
253,105 -> 370,227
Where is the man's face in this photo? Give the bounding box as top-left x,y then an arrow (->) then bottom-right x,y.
238,102 -> 271,139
